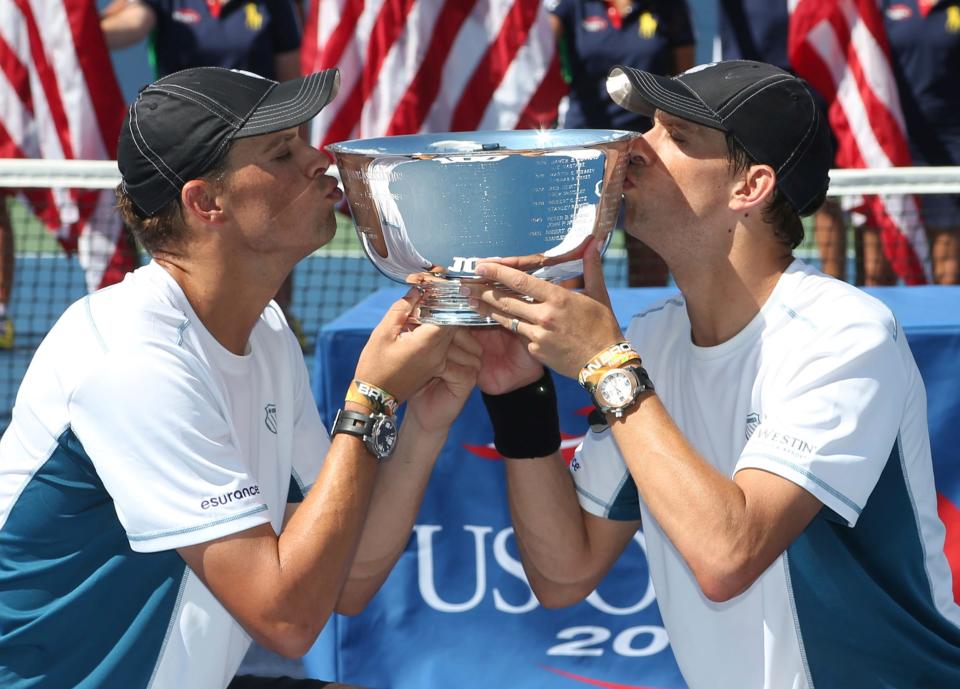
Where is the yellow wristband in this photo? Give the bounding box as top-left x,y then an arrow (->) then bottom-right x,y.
578,341 -> 641,386
346,379 -> 398,416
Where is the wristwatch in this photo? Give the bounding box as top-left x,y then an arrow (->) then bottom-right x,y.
331,409 -> 398,461
589,364 -> 655,418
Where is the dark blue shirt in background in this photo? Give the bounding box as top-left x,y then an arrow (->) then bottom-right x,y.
550,0 -> 695,131
716,0 -> 788,69
143,0 -> 301,79
882,0 -> 960,165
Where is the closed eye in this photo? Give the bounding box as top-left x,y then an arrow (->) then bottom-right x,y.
666,129 -> 686,144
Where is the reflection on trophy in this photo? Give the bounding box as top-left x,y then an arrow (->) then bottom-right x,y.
328,129 -> 639,325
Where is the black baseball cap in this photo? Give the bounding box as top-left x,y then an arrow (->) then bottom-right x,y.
606,60 -> 831,216
118,67 -> 340,216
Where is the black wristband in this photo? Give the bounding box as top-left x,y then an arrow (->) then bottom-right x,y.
480,368 -> 561,459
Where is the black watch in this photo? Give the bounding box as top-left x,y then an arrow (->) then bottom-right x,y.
331,409 -> 398,461
590,364 -> 655,418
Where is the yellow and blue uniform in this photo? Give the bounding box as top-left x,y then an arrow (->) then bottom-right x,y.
549,0 -> 694,131
883,0 -> 960,224
142,0 -> 301,78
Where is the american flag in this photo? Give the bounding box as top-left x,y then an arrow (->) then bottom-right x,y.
301,0 -> 568,150
0,0 -> 136,292
788,0 -> 929,284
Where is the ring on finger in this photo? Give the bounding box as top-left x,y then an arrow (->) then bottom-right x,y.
510,318 -> 521,333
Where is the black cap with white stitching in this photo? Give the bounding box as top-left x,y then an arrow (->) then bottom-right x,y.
606,60 -> 832,216
118,67 -> 340,217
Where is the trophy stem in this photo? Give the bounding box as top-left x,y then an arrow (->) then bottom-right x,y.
413,281 -> 521,326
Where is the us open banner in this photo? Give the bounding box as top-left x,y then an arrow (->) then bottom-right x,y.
311,287 -> 960,688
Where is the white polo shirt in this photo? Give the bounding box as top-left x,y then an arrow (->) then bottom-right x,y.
0,262 -> 329,689
572,259 -> 960,688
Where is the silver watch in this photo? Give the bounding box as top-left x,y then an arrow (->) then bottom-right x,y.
591,365 -> 654,418
331,409 -> 398,461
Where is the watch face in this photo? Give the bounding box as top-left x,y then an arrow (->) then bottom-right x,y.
371,415 -> 398,458
597,369 -> 636,407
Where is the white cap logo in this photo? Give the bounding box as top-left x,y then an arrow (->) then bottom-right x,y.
681,63 -> 717,76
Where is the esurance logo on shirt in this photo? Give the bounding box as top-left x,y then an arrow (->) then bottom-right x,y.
201,485 -> 262,510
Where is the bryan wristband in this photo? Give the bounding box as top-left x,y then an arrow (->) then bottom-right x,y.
480,368 -> 561,459
346,379 -> 399,416
578,341 -> 642,387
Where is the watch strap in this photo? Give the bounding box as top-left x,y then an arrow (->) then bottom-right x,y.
331,409 -> 374,439
331,409 -> 398,461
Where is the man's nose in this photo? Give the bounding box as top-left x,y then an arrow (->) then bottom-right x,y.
628,135 -> 654,167
299,138 -> 330,177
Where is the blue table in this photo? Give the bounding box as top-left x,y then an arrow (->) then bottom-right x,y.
310,286 -> 960,689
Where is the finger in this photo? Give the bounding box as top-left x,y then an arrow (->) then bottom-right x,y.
467,284 -> 542,323
408,321 -> 459,350
439,360 -> 478,387
451,328 -> 484,358
484,309 -> 532,342
446,342 -> 482,370
481,253 -> 544,271
380,287 -> 423,330
582,236 -> 613,309
475,261 -> 557,303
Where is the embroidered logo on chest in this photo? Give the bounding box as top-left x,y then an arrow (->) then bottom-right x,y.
265,403 -> 278,434
245,2 -> 264,30
172,8 -> 201,24
582,16 -> 609,32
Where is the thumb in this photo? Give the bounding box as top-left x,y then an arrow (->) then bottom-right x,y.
582,236 -> 612,309
381,287 -> 422,330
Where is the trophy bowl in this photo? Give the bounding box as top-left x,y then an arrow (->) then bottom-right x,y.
328,129 -> 639,325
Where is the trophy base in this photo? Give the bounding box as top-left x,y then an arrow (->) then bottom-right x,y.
413,281 -> 520,326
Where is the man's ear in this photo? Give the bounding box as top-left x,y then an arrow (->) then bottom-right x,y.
181,179 -> 224,224
730,164 -> 776,213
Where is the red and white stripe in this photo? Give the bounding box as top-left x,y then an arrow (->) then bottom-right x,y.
788,0 -> 929,284
0,0 -> 134,292
789,0 -> 929,285
301,0 -> 567,150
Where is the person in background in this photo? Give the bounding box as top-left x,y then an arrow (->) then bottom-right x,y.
464,60 -> 960,688
715,0 -> 849,282
100,0 -> 310,342
863,0 -> 960,285
547,0 -> 695,287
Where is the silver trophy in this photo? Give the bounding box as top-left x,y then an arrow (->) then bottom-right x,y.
329,129 -> 639,325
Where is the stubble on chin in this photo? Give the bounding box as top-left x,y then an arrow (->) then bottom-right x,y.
314,212 -> 338,248
621,202 -> 647,241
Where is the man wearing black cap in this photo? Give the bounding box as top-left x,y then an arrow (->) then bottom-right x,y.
465,60 -> 960,687
0,67 -> 482,689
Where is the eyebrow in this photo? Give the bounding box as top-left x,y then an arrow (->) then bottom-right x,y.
262,132 -> 297,154
654,111 -> 693,131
